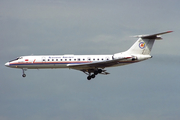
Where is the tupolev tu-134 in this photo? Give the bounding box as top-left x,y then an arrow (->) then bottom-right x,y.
5,31 -> 172,80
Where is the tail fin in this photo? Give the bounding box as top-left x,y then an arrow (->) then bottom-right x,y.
125,31 -> 173,55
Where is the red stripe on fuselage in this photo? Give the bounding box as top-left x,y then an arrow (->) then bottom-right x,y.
9,61 -> 92,66
33,59 -> 36,63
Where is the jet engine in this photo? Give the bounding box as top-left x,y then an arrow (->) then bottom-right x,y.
112,53 -> 124,59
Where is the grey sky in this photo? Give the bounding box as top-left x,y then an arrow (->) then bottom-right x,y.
1,0 -> 180,120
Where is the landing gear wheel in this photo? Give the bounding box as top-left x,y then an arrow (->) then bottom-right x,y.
91,74 -> 95,78
87,76 -> 91,80
98,69 -> 102,73
22,74 -> 26,77
94,71 -> 98,75
22,68 -> 27,77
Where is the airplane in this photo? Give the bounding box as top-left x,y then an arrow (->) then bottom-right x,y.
5,31 -> 172,80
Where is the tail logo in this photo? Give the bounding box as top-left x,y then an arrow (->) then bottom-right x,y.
139,42 -> 145,49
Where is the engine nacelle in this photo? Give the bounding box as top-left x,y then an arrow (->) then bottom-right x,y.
131,56 -> 137,61
112,53 -> 124,59
113,53 -> 152,61
135,54 -> 152,61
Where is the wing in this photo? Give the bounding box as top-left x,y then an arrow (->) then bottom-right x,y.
67,57 -> 131,74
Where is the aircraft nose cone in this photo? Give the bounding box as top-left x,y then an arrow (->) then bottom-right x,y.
5,62 -> 9,67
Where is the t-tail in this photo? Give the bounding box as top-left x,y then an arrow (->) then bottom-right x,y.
125,31 -> 173,55
113,31 -> 172,61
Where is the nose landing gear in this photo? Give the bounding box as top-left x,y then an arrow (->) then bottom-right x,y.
22,68 -> 27,77
22,74 -> 26,77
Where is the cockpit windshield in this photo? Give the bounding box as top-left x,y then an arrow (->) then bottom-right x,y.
9,57 -> 23,62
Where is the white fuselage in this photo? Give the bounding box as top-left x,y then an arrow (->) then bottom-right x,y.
6,55 -> 111,69
5,54 -> 151,69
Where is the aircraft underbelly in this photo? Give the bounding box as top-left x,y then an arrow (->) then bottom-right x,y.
10,63 -> 68,69
29,64 -> 67,69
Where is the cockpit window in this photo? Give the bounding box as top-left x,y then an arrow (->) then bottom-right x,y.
9,57 -> 23,62
19,57 -> 23,59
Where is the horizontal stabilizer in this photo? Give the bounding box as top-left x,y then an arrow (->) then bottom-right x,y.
133,31 -> 173,39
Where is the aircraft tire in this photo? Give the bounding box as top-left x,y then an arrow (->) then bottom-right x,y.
22,74 -> 26,77
91,74 -> 95,78
87,76 -> 91,80
94,71 -> 98,75
98,69 -> 102,73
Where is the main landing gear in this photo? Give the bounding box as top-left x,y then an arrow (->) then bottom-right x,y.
22,68 -> 27,77
86,69 -> 103,80
87,74 -> 95,80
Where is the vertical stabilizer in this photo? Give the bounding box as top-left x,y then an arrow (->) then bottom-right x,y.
124,31 -> 173,55
125,38 -> 155,55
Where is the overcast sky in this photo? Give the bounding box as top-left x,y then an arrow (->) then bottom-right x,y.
1,0 -> 180,120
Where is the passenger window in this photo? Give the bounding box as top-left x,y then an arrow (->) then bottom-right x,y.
102,58 -> 103,60
60,59 -> 62,61
65,59 -> 67,61
83,59 -> 85,61
74,59 -> 76,61
78,58 -> 80,61
48,59 -> 50,61
93,59 -> 95,60
97,59 -> 99,60
56,59 -> 58,61
69,59 -> 71,61
43,59 -> 45,61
